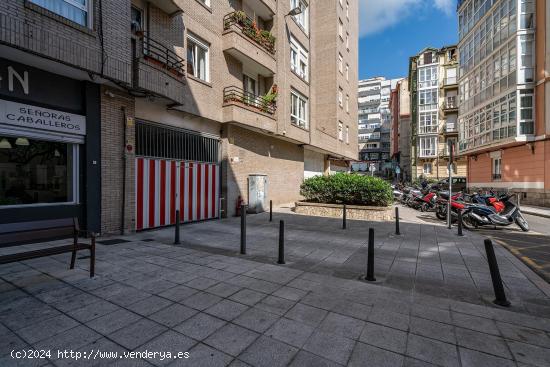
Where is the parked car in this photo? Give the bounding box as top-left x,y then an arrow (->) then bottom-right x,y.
435,177 -> 467,192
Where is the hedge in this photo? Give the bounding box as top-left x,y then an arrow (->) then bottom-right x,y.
300,173 -> 393,207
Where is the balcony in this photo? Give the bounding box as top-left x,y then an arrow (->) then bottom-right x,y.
222,12 -> 276,75
442,96 -> 458,113
133,34 -> 186,105
222,86 -> 277,132
148,0 -> 183,16
444,123 -> 458,134
492,174 -> 502,180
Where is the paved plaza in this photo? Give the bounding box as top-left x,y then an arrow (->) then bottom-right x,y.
1,208 -> 550,366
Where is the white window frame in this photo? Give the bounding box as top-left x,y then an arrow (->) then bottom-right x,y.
290,36 -> 309,81
346,32 -> 350,50
345,126 -> 349,144
419,136 -> 437,157
346,1 -> 349,19
290,0 -> 309,32
291,90 -> 308,129
338,53 -> 343,74
338,18 -> 343,39
187,33 -> 210,82
345,94 -> 349,113
30,0 -> 92,27
419,111 -> 439,134
423,162 -> 433,174
338,88 -> 343,107
345,64 -> 349,81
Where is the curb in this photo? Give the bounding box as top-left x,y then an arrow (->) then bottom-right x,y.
522,209 -> 550,219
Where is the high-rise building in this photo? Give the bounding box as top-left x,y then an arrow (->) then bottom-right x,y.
0,0 -> 358,233
357,77 -> 401,175
390,79 -> 412,181
409,46 -> 467,180
457,0 -> 549,205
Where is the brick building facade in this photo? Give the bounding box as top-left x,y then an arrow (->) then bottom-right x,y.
0,0 -> 358,234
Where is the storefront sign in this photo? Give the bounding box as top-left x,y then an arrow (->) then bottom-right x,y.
0,99 -> 86,135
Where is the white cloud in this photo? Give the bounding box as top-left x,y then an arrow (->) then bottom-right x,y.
434,0 -> 455,15
359,0 -> 455,37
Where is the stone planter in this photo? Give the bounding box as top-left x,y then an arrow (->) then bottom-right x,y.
294,202 -> 393,221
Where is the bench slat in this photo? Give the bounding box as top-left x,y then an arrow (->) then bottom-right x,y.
0,244 -> 91,264
0,218 -> 75,234
0,227 -> 75,248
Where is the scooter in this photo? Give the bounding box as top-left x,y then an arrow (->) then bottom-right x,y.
460,194 -> 529,232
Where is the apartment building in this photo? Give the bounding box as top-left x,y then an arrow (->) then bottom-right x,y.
0,0 -> 358,234
457,0 -> 549,206
408,46 -> 467,180
357,77 -> 400,175
389,78 -> 412,181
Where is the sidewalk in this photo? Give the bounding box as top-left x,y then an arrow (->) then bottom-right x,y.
522,205 -> 550,219
2,210 -> 550,366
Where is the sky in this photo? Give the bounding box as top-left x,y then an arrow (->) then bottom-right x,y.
359,0 -> 459,80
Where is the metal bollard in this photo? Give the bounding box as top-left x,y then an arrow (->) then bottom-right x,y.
343,204 -> 347,229
484,239 -> 511,307
174,210 -> 181,245
269,200 -> 273,222
395,207 -> 400,235
240,205 -> 247,255
457,210 -> 464,236
365,228 -> 376,281
278,220 -> 285,264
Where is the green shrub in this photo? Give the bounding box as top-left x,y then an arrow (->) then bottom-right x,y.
300,173 -> 393,206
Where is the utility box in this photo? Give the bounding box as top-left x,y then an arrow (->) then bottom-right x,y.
248,174 -> 268,214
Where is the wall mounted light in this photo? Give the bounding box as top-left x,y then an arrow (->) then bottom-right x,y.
0,138 -> 12,149
15,137 -> 30,146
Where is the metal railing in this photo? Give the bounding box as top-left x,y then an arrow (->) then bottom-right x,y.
140,33 -> 185,76
444,97 -> 458,110
445,123 -> 458,133
223,86 -> 277,115
223,12 -> 276,55
443,77 -> 457,85
492,174 -> 502,180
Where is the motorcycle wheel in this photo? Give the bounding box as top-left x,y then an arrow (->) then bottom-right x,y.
461,212 -> 475,230
436,208 -> 446,220
420,203 -> 428,212
515,213 -> 530,232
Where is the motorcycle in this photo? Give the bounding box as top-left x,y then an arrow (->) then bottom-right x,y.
460,194 -> 529,232
434,192 -> 465,221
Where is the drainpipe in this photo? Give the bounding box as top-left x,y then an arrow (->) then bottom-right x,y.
121,106 -> 128,235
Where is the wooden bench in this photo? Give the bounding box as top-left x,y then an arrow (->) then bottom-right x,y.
0,218 -> 95,277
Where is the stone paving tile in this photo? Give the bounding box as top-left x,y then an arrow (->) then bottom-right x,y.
359,322 -> 407,354
33,324 -> 102,352
496,321 -> 550,348
507,340 -> 550,367
238,335 -> 298,367
255,295 -> 296,316
455,327 -> 512,359
171,343 -> 233,367
180,292 -> 222,311
451,312 -> 500,336
348,342 -> 404,367
232,307 -> 280,333
205,283 -> 242,298
139,330 -> 197,366
265,317 -> 315,348
284,303 -> 328,327
303,330 -> 356,365
126,295 -> 174,317
406,334 -> 459,367
108,318 -> 167,350
229,289 -> 266,306
185,277 -> 220,291
271,286 -> 308,301
0,324 -> 27,357
204,324 -> 259,357
204,299 -> 249,321
288,350 -> 342,367
157,285 -> 198,303
459,348 -> 516,367
409,317 -> 456,344
173,313 -> 226,341
367,308 -> 410,332
85,308 -> 141,335
15,314 -> 80,344
402,357 -> 439,367
319,312 -> 365,340
148,303 -> 198,327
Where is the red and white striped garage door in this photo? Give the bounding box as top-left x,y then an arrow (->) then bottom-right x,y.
135,158 -> 220,231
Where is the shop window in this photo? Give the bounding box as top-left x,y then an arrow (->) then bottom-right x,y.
0,136 -> 76,206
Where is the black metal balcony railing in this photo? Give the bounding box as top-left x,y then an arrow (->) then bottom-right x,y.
223,86 -> 276,115
223,12 -> 276,55
444,97 -> 458,110
445,123 -> 458,133
140,33 -> 185,76
492,174 -> 502,180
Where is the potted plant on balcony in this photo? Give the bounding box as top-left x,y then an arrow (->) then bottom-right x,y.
260,85 -> 278,114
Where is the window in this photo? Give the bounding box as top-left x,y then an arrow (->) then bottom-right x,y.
338,54 -> 343,74
519,90 -> 534,135
187,34 -> 209,82
345,95 -> 349,113
339,0 -> 342,7
338,88 -> 343,107
291,90 -> 308,129
418,90 -> 438,110
346,32 -> 350,50
492,157 -> 502,180
418,66 -> 438,88
346,1 -> 349,19
419,136 -> 437,157
338,19 -> 343,39
0,136 -> 77,207
423,163 -> 433,174
345,126 -> 349,144
345,64 -> 349,81
30,0 -> 90,27
290,37 -> 308,80
131,6 -> 143,33
419,112 -> 438,134
290,0 -> 309,32
338,122 -> 343,141
198,0 -> 210,6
